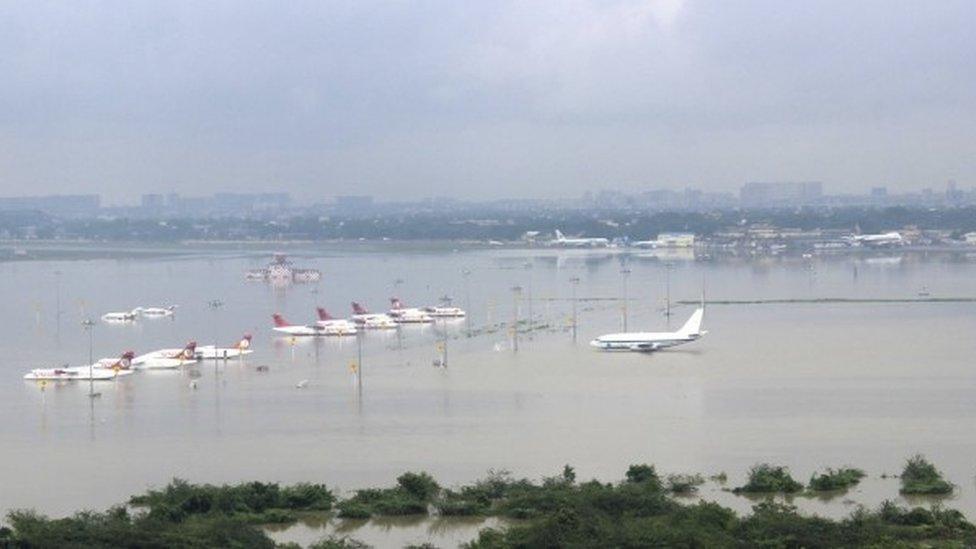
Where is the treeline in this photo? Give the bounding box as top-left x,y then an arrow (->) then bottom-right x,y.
5,206 -> 976,242
0,456 -> 970,548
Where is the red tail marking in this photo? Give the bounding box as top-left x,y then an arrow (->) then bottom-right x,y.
273,314 -> 290,327
316,307 -> 333,321
352,302 -> 368,315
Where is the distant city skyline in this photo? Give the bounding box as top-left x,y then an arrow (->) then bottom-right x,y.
1,1 -> 974,202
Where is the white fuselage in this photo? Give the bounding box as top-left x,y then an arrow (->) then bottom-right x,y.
424,306 -> 466,318
132,349 -> 197,369
274,324 -> 326,336
136,307 -> 175,318
352,313 -> 398,329
590,308 -> 706,352
314,319 -> 359,335
389,308 -> 434,323
24,366 -> 132,381
196,346 -> 253,359
102,311 -> 137,322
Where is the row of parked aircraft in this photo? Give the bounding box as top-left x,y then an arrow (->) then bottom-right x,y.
101,306 -> 177,322
273,299 -> 466,336
23,335 -> 253,381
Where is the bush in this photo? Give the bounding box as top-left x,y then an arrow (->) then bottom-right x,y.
900,454 -> 953,495
808,467 -> 866,491
625,464 -> 661,486
666,474 -> 705,494
733,464 -> 803,494
397,472 -> 440,501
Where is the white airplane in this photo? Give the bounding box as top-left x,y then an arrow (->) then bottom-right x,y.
196,334 -> 254,359
132,341 -> 198,369
590,308 -> 706,352
273,314 -> 328,336
135,305 -> 177,318
847,231 -> 904,247
550,230 -> 610,248
351,302 -> 398,329
387,298 -> 434,323
24,351 -> 136,381
102,309 -> 139,322
315,308 -> 359,335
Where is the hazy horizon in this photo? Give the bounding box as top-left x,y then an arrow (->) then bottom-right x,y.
1,0 -> 974,203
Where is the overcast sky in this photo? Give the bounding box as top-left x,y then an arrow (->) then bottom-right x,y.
1,0 -> 974,204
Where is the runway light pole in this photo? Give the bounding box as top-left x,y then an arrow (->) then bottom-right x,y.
207,299 -> 223,369
620,267 -> 631,332
570,276 -> 580,342
524,262 -> 533,337
82,319 -> 96,398
461,268 -> 472,336
510,285 -> 522,352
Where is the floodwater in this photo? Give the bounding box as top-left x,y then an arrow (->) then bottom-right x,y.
2,243 -> 976,546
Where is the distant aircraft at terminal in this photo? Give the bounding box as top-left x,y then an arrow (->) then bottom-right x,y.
550,230 -> 610,248
846,231 -> 904,247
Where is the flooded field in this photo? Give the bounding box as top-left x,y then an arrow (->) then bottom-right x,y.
2,243 -> 976,545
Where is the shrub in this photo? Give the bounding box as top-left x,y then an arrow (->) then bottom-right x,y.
733,464 -> 803,494
900,454 -> 953,495
808,467 -> 866,491
666,474 -> 705,494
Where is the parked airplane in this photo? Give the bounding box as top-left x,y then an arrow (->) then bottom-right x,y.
590,308 -> 706,352
351,302 -> 398,329
135,305 -> 177,318
102,309 -> 139,322
24,351 -> 136,381
550,230 -> 610,248
273,314 -> 328,336
315,308 -> 359,335
847,231 -> 904,247
197,334 -> 254,359
388,298 -> 434,323
132,341 -> 198,369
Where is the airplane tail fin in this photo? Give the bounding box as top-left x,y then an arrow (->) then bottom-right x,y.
352,302 -> 368,315
555,229 -> 565,241
676,308 -> 705,337
316,307 -> 332,321
390,297 -> 403,309
236,334 -> 252,349
182,341 -> 197,359
115,351 -> 135,369
272,314 -> 290,327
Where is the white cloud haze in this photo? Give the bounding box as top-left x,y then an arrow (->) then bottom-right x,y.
0,0 -> 973,202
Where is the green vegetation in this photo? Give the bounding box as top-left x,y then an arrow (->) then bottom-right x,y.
733,463 -> 804,494
808,467 -> 867,492
900,454 -> 954,495
666,473 -> 706,494
336,472 -> 440,519
2,462 -> 975,548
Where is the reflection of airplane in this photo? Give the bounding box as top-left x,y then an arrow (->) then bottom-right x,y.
273,314 -> 328,336
197,334 -> 254,359
847,232 -> 904,247
550,230 -> 610,248
590,308 -> 706,352
102,309 -> 139,322
388,298 -> 434,323
351,302 -> 398,329
133,342 -> 198,369
315,308 -> 359,335
24,351 -> 136,380
135,305 -> 176,318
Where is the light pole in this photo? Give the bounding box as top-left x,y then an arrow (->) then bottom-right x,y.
524,262 -> 533,337
207,299 -> 223,369
461,268 -> 471,336
510,285 -> 522,352
570,276 -> 580,342
83,319 -> 96,398
620,267 -> 631,331
664,262 -> 673,325
55,270 -> 63,337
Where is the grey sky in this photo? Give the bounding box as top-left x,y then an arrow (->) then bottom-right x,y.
1,0 -> 974,204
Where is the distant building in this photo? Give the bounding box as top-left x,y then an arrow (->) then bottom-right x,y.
333,195 -> 374,214
740,181 -> 823,208
141,194 -> 166,210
